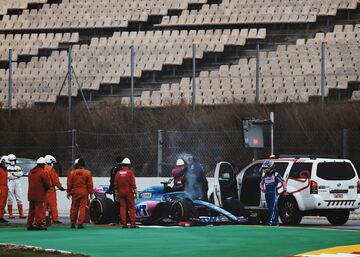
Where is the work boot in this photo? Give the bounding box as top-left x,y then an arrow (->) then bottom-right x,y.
18,204 -> 27,219
0,218 -> 9,223
71,224 -> 76,229
122,225 -> 128,229
53,220 -> 62,224
77,224 -> 84,229
129,225 -> 139,229
7,205 -> 15,219
27,226 -> 36,231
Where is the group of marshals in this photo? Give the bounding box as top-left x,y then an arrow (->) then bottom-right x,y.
1,155 -> 286,230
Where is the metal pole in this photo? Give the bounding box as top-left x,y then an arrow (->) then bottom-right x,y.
270,111 -> 274,156
130,45 -> 135,123
157,130 -> 163,177
342,128 -> 348,158
71,129 -> 76,169
255,44 -> 260,104
68,46 -> 72,128
320,42 -> 325,104
192,44 -> 196,122
8,49 -> 12,120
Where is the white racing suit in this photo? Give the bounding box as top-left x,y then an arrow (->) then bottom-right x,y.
7,165 -> 26,218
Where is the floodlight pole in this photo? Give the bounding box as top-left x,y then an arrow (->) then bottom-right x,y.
8,49 -> 12,120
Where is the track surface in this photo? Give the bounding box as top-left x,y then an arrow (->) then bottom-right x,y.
0,225 -> 359,257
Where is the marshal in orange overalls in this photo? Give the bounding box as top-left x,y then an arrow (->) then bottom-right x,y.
0,164 -> 8,222
44,164 -> 65,223
27,165 -> 51,229
114,167 -> 137,227
67,167 -> 93,226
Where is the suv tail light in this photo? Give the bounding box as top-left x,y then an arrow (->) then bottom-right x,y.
357,181 -> 360,194
310,180 -> 318,194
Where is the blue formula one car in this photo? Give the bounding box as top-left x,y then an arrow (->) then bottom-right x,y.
89,181 -> 247,226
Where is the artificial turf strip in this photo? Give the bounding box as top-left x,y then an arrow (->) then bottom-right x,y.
0,225 -> 359,257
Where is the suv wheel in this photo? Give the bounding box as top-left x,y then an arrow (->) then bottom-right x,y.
326,210 -> 350,226
279,198 -> 302,225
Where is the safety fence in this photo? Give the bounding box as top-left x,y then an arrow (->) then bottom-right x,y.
0,128 -> 359,177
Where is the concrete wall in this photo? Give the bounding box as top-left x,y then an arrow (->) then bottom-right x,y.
14,177 -> 214,215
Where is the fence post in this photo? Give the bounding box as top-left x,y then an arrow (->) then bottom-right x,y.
68,46 -> 72,128
130,45 -> 135,123
320,42 -> 325,105
157,130 -> 163,177
192,43 -> 196,123
255,44 -> 260,104
71,129 -> 77,169
8,49 -> 12,120
342,128 -> 348,158
270,111 -> 274,156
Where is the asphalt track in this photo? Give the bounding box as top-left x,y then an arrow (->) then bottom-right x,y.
0,224 -> 359,257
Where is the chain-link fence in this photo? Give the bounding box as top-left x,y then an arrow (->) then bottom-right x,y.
0,128 -> 359,177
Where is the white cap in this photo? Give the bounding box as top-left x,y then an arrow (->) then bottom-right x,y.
36,157 -> 46,164
176,158 -> 185,166
44,155 -> 56,164
121,157 -> 131,165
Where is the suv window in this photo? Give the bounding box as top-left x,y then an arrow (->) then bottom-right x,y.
289,163 -> 312,178
317,162 -> 356,181
219,163 -> 233,181
273,162 -> 289,177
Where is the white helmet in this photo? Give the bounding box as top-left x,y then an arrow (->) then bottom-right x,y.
1,155 -> 9,164
36,157 -> 46,164
8,154 -> 16,165
44,155 -> 56,164
176,158 -> 185,166
121,157 -> 131,165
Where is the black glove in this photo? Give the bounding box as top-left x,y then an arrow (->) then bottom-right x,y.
59,186 -> 66,191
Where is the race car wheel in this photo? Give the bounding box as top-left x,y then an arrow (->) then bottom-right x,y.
326,210 -> 350,225
169,199 -> 197,222
89,196 -> 115,224
223,198 -> 245,216
279,198 -> 302,225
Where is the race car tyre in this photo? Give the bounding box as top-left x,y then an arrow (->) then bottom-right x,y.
89,196 -> 115,224
279,197 -> 302,225
223,198 -> 245,216
326,210 -> 350,225
169,198 -> 198,222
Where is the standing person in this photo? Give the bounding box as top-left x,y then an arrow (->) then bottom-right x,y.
27,157 -> 51,230
185,157 -> 208,201
67,158 -> 94,229
259,160 -> 287,226
171,158 -> 187,191
7,154 -> 26,219
108,156 -> 123,224
114,157 -> 138,228
0,156 -> 9,223
44,155 -> 65,224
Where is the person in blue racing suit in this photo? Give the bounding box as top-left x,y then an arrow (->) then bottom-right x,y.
259,160 -> 287,226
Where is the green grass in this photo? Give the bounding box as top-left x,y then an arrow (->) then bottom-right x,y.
0,225 -> 359,257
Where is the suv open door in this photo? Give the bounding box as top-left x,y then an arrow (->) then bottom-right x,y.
213,162 -> 237,206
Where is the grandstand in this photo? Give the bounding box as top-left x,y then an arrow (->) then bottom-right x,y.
1,0 -> 360,108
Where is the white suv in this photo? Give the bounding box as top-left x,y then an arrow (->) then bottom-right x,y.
210,157 -> 360,225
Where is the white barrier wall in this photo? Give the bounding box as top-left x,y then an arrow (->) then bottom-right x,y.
15,177 -> 214,215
